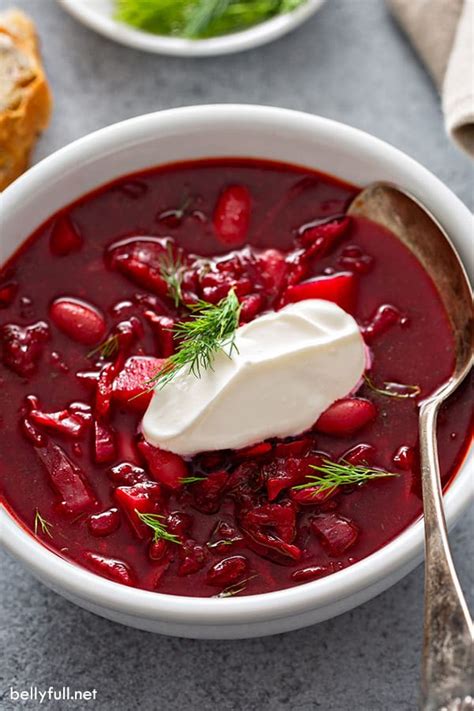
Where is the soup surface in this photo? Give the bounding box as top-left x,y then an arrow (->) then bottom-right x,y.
0,159 -> 471,597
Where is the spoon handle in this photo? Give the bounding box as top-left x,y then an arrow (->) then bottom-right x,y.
419,397 -> 474,711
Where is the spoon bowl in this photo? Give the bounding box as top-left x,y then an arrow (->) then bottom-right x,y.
349,183 -> 474,710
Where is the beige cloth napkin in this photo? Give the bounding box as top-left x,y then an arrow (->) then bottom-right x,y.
388,0 -> 474,158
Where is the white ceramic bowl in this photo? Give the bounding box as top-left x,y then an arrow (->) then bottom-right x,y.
1,105 -> 472,639
57,0 -> 326,56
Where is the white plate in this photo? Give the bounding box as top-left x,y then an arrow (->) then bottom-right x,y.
57,0 -> 327,56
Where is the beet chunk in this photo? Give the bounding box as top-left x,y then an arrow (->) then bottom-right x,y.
36,441 -> 96,515
108,461 -> 149,486
178,539 -> 206,576
311,513 -> 359,555
112,356 -> 165,413
29,402 -> 92,439
297,216 -> 350,257
206,556 -> 249,587
138,440 -> 189,490
93,421 -> 117,463
241,503 -> 302,560
114,481 -> 163,539
107,237 -> 171,295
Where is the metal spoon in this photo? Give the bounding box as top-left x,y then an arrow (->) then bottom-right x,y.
348,183 -> 474,711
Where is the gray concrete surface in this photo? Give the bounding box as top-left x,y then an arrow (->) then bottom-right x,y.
0,0 -> 473,709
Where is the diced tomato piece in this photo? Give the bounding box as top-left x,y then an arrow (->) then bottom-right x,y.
36,441 -> 96,515
311,514 -> 359,555
315,398 -> 377,435
206,555 -> 249,587
114,481 -> 162,538
138,440 -> 189,490
50,297 -> 106,345
213,185 -> 252,246
83,551 -> 134,586
112,356 -> 166,413
94,421 -> 117,463
280,272 -> 357,313
49,215 -> 83,256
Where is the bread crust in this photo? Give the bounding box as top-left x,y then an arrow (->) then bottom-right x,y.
0,9 -> 52,190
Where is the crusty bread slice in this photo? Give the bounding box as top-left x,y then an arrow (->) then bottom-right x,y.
0,8 -> 52,190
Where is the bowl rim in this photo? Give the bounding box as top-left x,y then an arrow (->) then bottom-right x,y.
57,0 -> 327,57
1,104 -> 472,626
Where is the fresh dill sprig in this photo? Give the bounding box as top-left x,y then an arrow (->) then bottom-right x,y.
364,375 -> 421,400
34,509 -> 53,538
292,459 -> 399,496
135,510 -> 181,544
87,334 -> 120,360
215,574 -> 258,598
146,288 -> 242,390
180,475 -> 207,484
158,244 -> 185,308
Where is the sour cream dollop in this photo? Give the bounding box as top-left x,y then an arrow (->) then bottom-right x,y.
142,299 -> 366,457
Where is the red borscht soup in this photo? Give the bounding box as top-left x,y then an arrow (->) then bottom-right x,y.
0,159 -> 471,597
